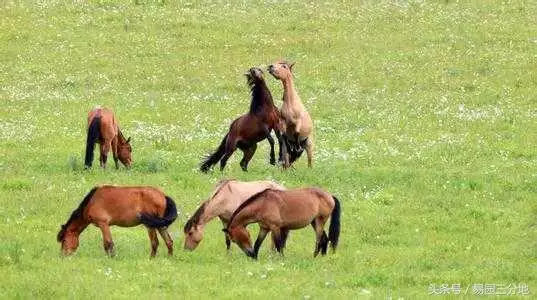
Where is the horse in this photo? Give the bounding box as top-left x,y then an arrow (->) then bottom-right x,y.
224,187 -> 340,259
183,179 -> 286,250
57,185 -> 177,257
200,67 -> 284,172
268,60 -> 314,168
85,106 -> 132,169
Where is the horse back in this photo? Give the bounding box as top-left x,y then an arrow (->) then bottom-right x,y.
86,186 -> 166,227
267,188 -> 333,227
88,107 -> 118,141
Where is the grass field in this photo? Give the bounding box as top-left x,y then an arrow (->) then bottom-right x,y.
1,0 -> 537,298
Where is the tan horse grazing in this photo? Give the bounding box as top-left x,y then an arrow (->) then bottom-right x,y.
85,106 -> 132,169
268,61 -> 314,168
183,179 -> 286,250
57,185 -> 177,257
224,187 -> 341,259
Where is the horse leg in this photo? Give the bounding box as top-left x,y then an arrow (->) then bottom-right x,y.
158,228 -> 173,256
253,227 -> 269,259
270,227 -> 284,255
311,217 -> 327,257
220,219 -> 231,251
147,228 -> 159,258
305,137 -> 314,168
98,223 -> 115,257
267,134 -> 276,165
239,143 -> 257,172
280,229 -> 290,251
111,138 -> 119,169
219,140 -> 236,171
100,140 -> 111,169
275,130 -> 289,168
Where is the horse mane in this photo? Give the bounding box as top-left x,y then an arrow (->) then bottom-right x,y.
57,187 -> 98,242
183,179 -> 236,232
247,74 -> 273,114
117,128 -> 127,144
227,188 -> 275,229
183,201 -> 207,232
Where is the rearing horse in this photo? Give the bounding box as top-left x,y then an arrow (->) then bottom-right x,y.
85,106 -> 132,169
268,61 -> 314,168
200,67 -> 283,172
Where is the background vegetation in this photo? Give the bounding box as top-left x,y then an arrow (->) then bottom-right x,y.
1,0 -> 536,298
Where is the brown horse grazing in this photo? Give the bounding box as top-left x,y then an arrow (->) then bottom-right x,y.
200,67 -> 284,172
85,106 -> 132,169
57,185 -> 177,257
183,179 -> 286,250
224,187 -> 340,259
268,61 -> 314,168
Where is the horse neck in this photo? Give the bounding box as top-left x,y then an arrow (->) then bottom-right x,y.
249,81 -> 274,114
281,76 -> 302,107
231,204 -> 259,228
199,195 -> 228,225
117,130 -> 127,144
66,218 -> 88,237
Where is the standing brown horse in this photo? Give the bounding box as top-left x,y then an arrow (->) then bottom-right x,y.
183,179 -> 286,250
200,67 -> 284,172
268,61 -> 314,168
224,187 -> 340,259
57,185 -> 177,257
85,106 -> 132,169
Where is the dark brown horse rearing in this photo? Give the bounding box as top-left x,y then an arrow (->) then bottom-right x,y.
200,67 -> 283,172
85,107 -> 132,169
57,185 -> 177,257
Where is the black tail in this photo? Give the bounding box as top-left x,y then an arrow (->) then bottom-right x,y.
328,195 -> 341,252
139,196 -> 178,228
84,117 -> 101,168
200,133 -> 228,173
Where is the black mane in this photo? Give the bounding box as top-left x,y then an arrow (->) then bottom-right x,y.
57,187 -> 98,242
184,202 -> 207,232
247,75 -> 274,115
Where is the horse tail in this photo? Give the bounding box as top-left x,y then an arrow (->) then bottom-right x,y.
328,195 -> 341,252
84,117 -> 101,168
139,196 -> 178,228
200,133 -> 228,173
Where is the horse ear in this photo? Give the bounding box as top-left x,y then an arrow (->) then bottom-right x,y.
126,137 -> 131,143
222,228 -> 228,233
289,62 -> 295,71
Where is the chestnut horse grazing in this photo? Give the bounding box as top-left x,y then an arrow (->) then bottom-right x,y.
200,67 -> 283,172
184,179 -> 286,250
85,106 -> 132,169
224,187 -> 340,259
268,61 -> 314,168
57,185 -> 177,257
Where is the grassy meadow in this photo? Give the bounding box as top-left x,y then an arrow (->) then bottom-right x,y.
1,0 -> 537,298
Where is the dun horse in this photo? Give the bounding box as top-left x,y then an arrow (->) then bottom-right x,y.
224,187 -> 340,259
200,67 -> 283,172
85,106 -> 132,169
184,179 -> 286,250
57,185 -> 177,257
268,61 -> 314,168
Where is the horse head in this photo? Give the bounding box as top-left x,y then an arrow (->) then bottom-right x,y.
183,221 -> 205,250
268,60 -> 295,80
245,67 -> 265,84
226,225 -> 254,257
118,136 -> 132,168
57,225 -> 79,256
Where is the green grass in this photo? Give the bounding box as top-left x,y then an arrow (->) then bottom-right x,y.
1,0 -> 537,298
